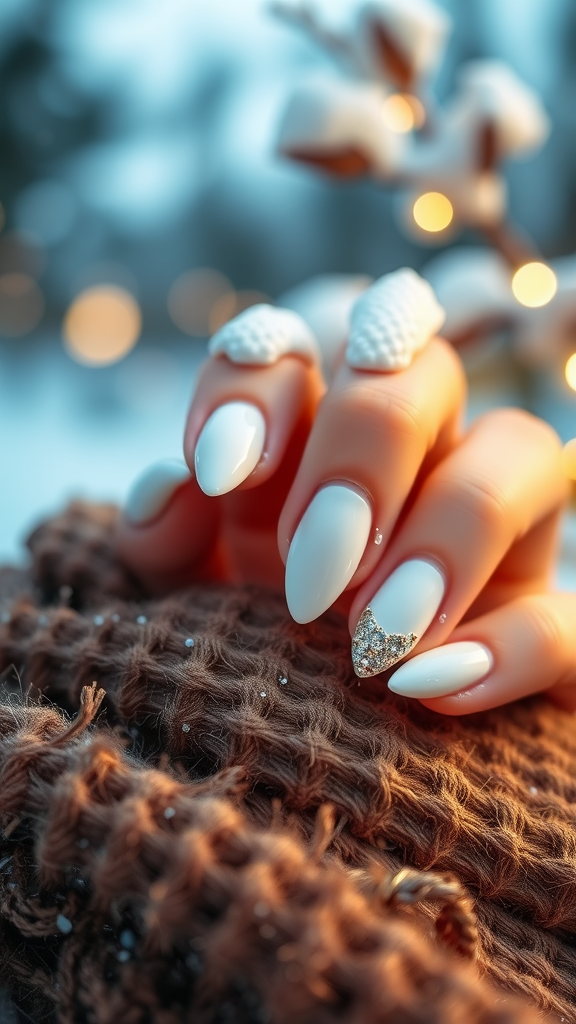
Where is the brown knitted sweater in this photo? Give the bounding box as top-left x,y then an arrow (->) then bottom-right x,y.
0,502 -> 575,1024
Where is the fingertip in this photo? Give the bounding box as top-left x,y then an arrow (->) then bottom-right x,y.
124,459 -> 191,525
116,463 -> 222,594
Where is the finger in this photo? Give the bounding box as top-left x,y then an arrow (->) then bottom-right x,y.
115,461 -> 223,595
279,335 -> 466,622
349,408 -> 568,676
183,306 -> 325,497
386,591 -> 576,716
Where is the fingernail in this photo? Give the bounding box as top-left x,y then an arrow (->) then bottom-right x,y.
285,484 -> 371,623
388,642 -> 493,699
125,460 -> 190,525
352,559 -> 445,677
194,401 -> 265,496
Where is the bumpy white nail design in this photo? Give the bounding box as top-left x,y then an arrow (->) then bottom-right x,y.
285,484 -> 372,624
208,304 -> 320,366
388,641 -> 493,699
352,559 -> 445,677
346,268 -> 445,371
125,459 -> 190,525
194,401 -> 266,496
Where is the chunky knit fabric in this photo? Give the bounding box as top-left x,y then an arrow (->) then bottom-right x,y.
0,502 -> 575,1022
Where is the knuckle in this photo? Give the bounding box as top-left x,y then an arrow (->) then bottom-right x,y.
524,597 -> 565,660
479,407 -> 562,452
337,384 -> 424,443
440,472 -> 512,535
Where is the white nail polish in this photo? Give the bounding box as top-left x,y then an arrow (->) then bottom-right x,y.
388,642 -> 493,699
125,460 -> 190,525
352,559 -> 444,677
285,484 -> 371,623
194,401 -> 265,496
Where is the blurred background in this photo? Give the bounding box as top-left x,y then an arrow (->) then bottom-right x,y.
2,0 -> 576,582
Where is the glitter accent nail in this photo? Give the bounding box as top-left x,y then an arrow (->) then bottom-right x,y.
374,528 -> 383,545
439,613 -> 447,624
352,606 -> 417,678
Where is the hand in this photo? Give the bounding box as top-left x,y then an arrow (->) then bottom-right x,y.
115,287 -> 572,716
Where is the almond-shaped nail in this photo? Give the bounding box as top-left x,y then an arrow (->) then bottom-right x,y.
125,460 -> 190,525
352,559 -> 445,677
285,484 -> 371,623
388,641 -> 493,699
194,401 -> 265,496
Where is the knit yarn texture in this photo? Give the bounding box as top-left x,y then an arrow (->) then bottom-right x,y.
0,501 -> 575,1023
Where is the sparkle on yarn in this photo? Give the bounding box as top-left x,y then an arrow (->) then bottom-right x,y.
278,676 -> 287,685
136,614 -> 147,625
164,807 -> 176,819
260,691 -> 267,698
184,637 -> 195,648
93,614 -> 104,626
182,723 -> 191,733
57,914 -> 73,935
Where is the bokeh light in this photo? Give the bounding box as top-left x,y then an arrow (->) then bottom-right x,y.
511,262 -> 557,308
208,290 -> 237,334
565,353 -> 576,392
0,274 -> 44,336
561,438 -> 576,479
382,93 -> 425,133
168,268 -> 231,336
412,192 -> 453,232
63,285 -> 142,366
209,289 -> 270,334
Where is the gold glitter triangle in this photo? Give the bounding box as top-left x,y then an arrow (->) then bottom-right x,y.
352,606 -> 417,678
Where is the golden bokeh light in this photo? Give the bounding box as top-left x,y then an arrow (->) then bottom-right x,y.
565,353 -> 576,392
511,262 -> 557,308
208,291 -> 237,334
208,289 -> 270,335
561,438 -> 576,480
64,285 -> 141,366
412,192 -> 454,232
382,93 -> 425,133
168,267 -> 231,336
0,273 -> 44,336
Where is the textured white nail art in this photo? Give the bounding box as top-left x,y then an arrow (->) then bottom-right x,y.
285,484 -> 372,624
125,460 -> 190,525
208,304 -> 320,366
194,402 -> 266,496
388,641 -> 493,698
352,559 -> 445,677
346,268 -> 445,371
